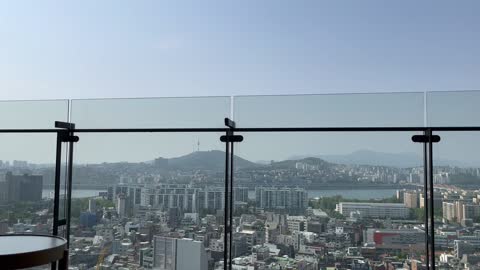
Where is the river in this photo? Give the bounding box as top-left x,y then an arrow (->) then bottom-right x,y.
43,188 -> 397,200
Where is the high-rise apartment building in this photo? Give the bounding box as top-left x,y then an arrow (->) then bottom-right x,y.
0,181 -> 7,202
463,204 -> 480,220
403,191 -> 418,208
114,183 -> 143,206
5,172 -> 43,202
117,194 -> 126,217
255,187 -> 308,212
88,198 -> 97,212
153,236 -> 176,269
396,189 -> 406,202
153,236 -> 208,270
197,187 -> 224,212
141,184 -> 197,213
113,183 -> 249,214
443,202 -> 456,222
419,192 -> 443,209
233,187 -> 249,203
442,200 -> 480,223
196,186 -> 249,212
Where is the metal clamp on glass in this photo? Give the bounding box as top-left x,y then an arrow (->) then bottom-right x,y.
59,132 -> 79,142
412,134 -> 441,143
220,134 -> 243,142
224,117 -> 236,129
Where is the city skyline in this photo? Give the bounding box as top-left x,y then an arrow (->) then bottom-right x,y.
2,131 -> 480,269
3,157 -> 480,269
1,147 -> 479,168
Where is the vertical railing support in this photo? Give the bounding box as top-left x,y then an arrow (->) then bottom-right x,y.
427,129 -> 436,270
220,118 -> 243,270
423,132 -> 430,270
52,131 -> 64,237
52,121 -> 78,270
412,131 -> 440,270
222,129 -> 230,270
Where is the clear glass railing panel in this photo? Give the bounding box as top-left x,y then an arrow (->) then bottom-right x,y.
432,131 -> 480,268
0,100 -> 68,129
69,132 -> 224,269
0,133 -> 58,235
427,90 -> 480,127
233,92 -> 425,128
232,131 -> 427,268
70,96 -> 231,129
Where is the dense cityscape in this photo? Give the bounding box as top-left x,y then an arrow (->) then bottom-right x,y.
1,150 -> 480,270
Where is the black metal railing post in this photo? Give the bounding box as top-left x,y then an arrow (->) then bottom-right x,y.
52,121 -> 78,270
64,123 -> 76,250
51,130 -> 64,270
222,128 -> 230,270
52,131 -> 64,237
423,131 -> 430,270
412,131 -> 440,270
220,118 -> 243,270
229,134 -> 234,270
427,129 -> 436,270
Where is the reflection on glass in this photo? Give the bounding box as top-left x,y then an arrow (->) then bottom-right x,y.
234,93 -> 424,127
69,132 -> 223,269
0,100 -> 68,129
70,96 -> 231,129
233,132 -> 426,269
0,100 -> 68,238
0,134 -> 58,236
427,90 -> 480,127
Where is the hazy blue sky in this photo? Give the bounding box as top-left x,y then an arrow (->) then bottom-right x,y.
1,1 -> 480,165
0,0 -> 479,100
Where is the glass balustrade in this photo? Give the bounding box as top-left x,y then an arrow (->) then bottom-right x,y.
0,92 -> 478,270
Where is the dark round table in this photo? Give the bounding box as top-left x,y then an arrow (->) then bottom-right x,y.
0,234 -> 67,269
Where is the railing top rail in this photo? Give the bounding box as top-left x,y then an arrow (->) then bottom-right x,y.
0,126 -> 480,133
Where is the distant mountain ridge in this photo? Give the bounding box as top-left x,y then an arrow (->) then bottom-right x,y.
269,157 -> 331,169
31,150 -> 477,187
155,150 -> 259,170
289,149 -> 468,168
155,149 -> 468,170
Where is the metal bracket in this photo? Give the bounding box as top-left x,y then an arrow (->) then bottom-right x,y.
224,118 -> 236,129
220,118 -> 243,143
59,131 -> 80,143
220,135 -> 243,142
412,134 -> 441,143
55,121 -> 79,143
54,121 -> 75,129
